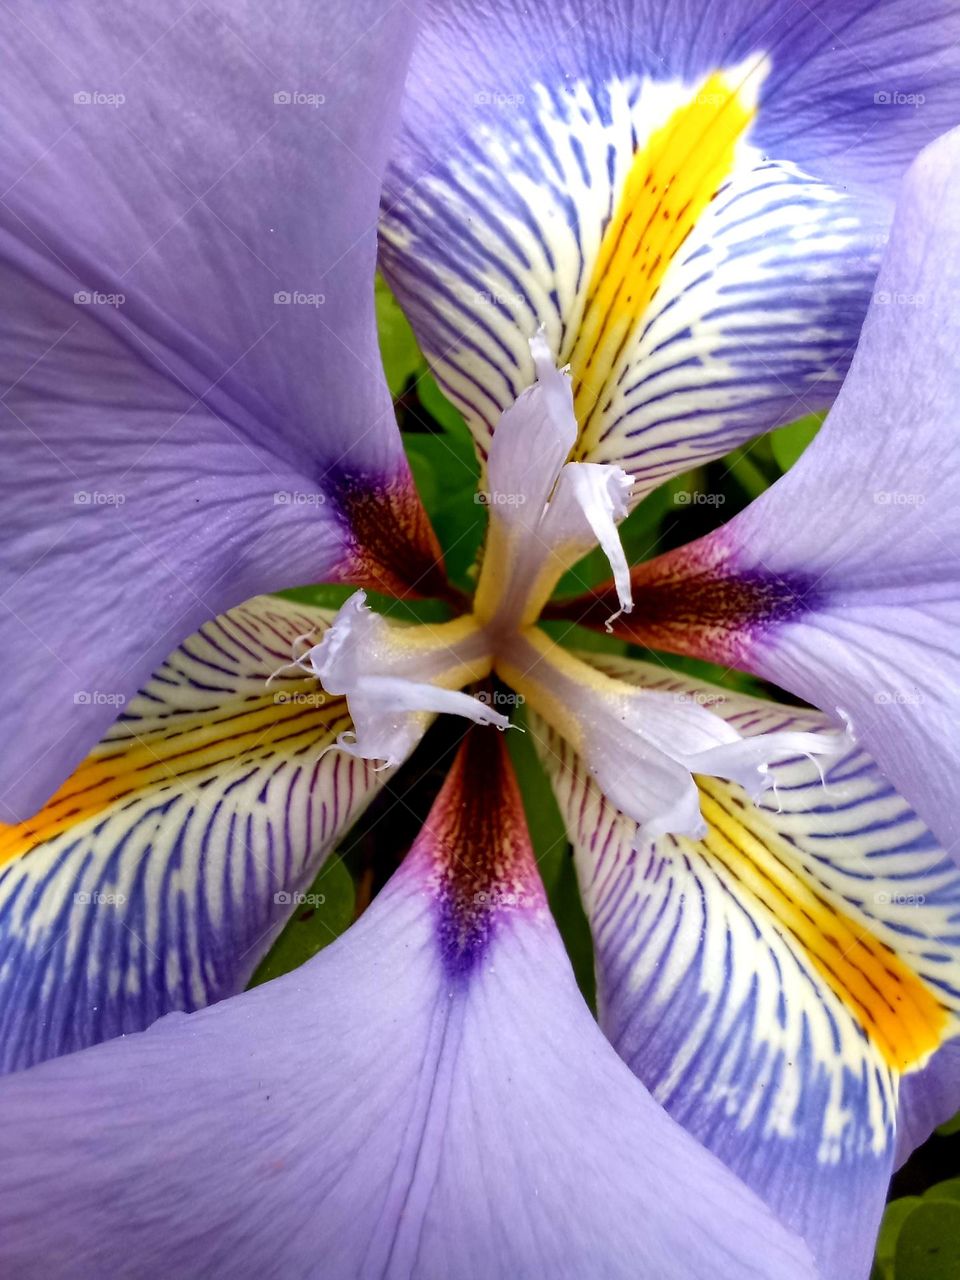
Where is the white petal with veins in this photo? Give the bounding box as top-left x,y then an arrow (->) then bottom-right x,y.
484,329 -> 576,534
475,336 -> 635,631
540,462 -> 634,615
496,631 -> 851,841
306,592 -> 504,767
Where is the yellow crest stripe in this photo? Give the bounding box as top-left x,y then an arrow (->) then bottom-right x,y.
0,691 -> 347,867
571,68 -> 759,454
693,781 -> 949,1072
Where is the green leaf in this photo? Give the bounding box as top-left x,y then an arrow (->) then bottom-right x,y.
547,847 -> 596,1010
554,485 -> 673,597
894,1199 -> 960,1280
770,411 -> 826,472
507,707 -> 570,890
375,274 -> 425,395
248,856 -> 355,987
507,707 -> 596,1009
540,620 -> 630,659
402,423 -> 484,589
418,370 -> 473,436
936,1109 -> 960,1137
403,417 -> 478,497
925,1179 -> 960,1204
404,442 -> 441,511
873,1198 -> 923,1280
372,595 -> 454,625
274,584 -> 450,625
723,442 -> 773,500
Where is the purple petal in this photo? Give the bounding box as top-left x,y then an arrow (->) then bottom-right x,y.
0,729 -> 814,1279
896,1038 -> 960,1167
394,0 -> 960,187
4,0 -> 410,475
726,130 -> 960,854
531,655 -> 960,1279
380,0 -> 958,494
0,596 -> 398,1071
582,127 -> 960,856
1,0 -> 444,819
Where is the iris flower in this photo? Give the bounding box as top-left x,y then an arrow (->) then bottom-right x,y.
1,1 -> 959,1276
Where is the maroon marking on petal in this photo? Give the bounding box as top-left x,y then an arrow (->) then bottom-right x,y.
406,726 -> 545,978
545,537 -> 815,667
328,465 -> 462,604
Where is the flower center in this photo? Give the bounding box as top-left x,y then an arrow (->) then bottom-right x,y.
306,337 -> 848,838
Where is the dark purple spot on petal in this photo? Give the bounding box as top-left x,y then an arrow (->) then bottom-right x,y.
403,727 -> 544,979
